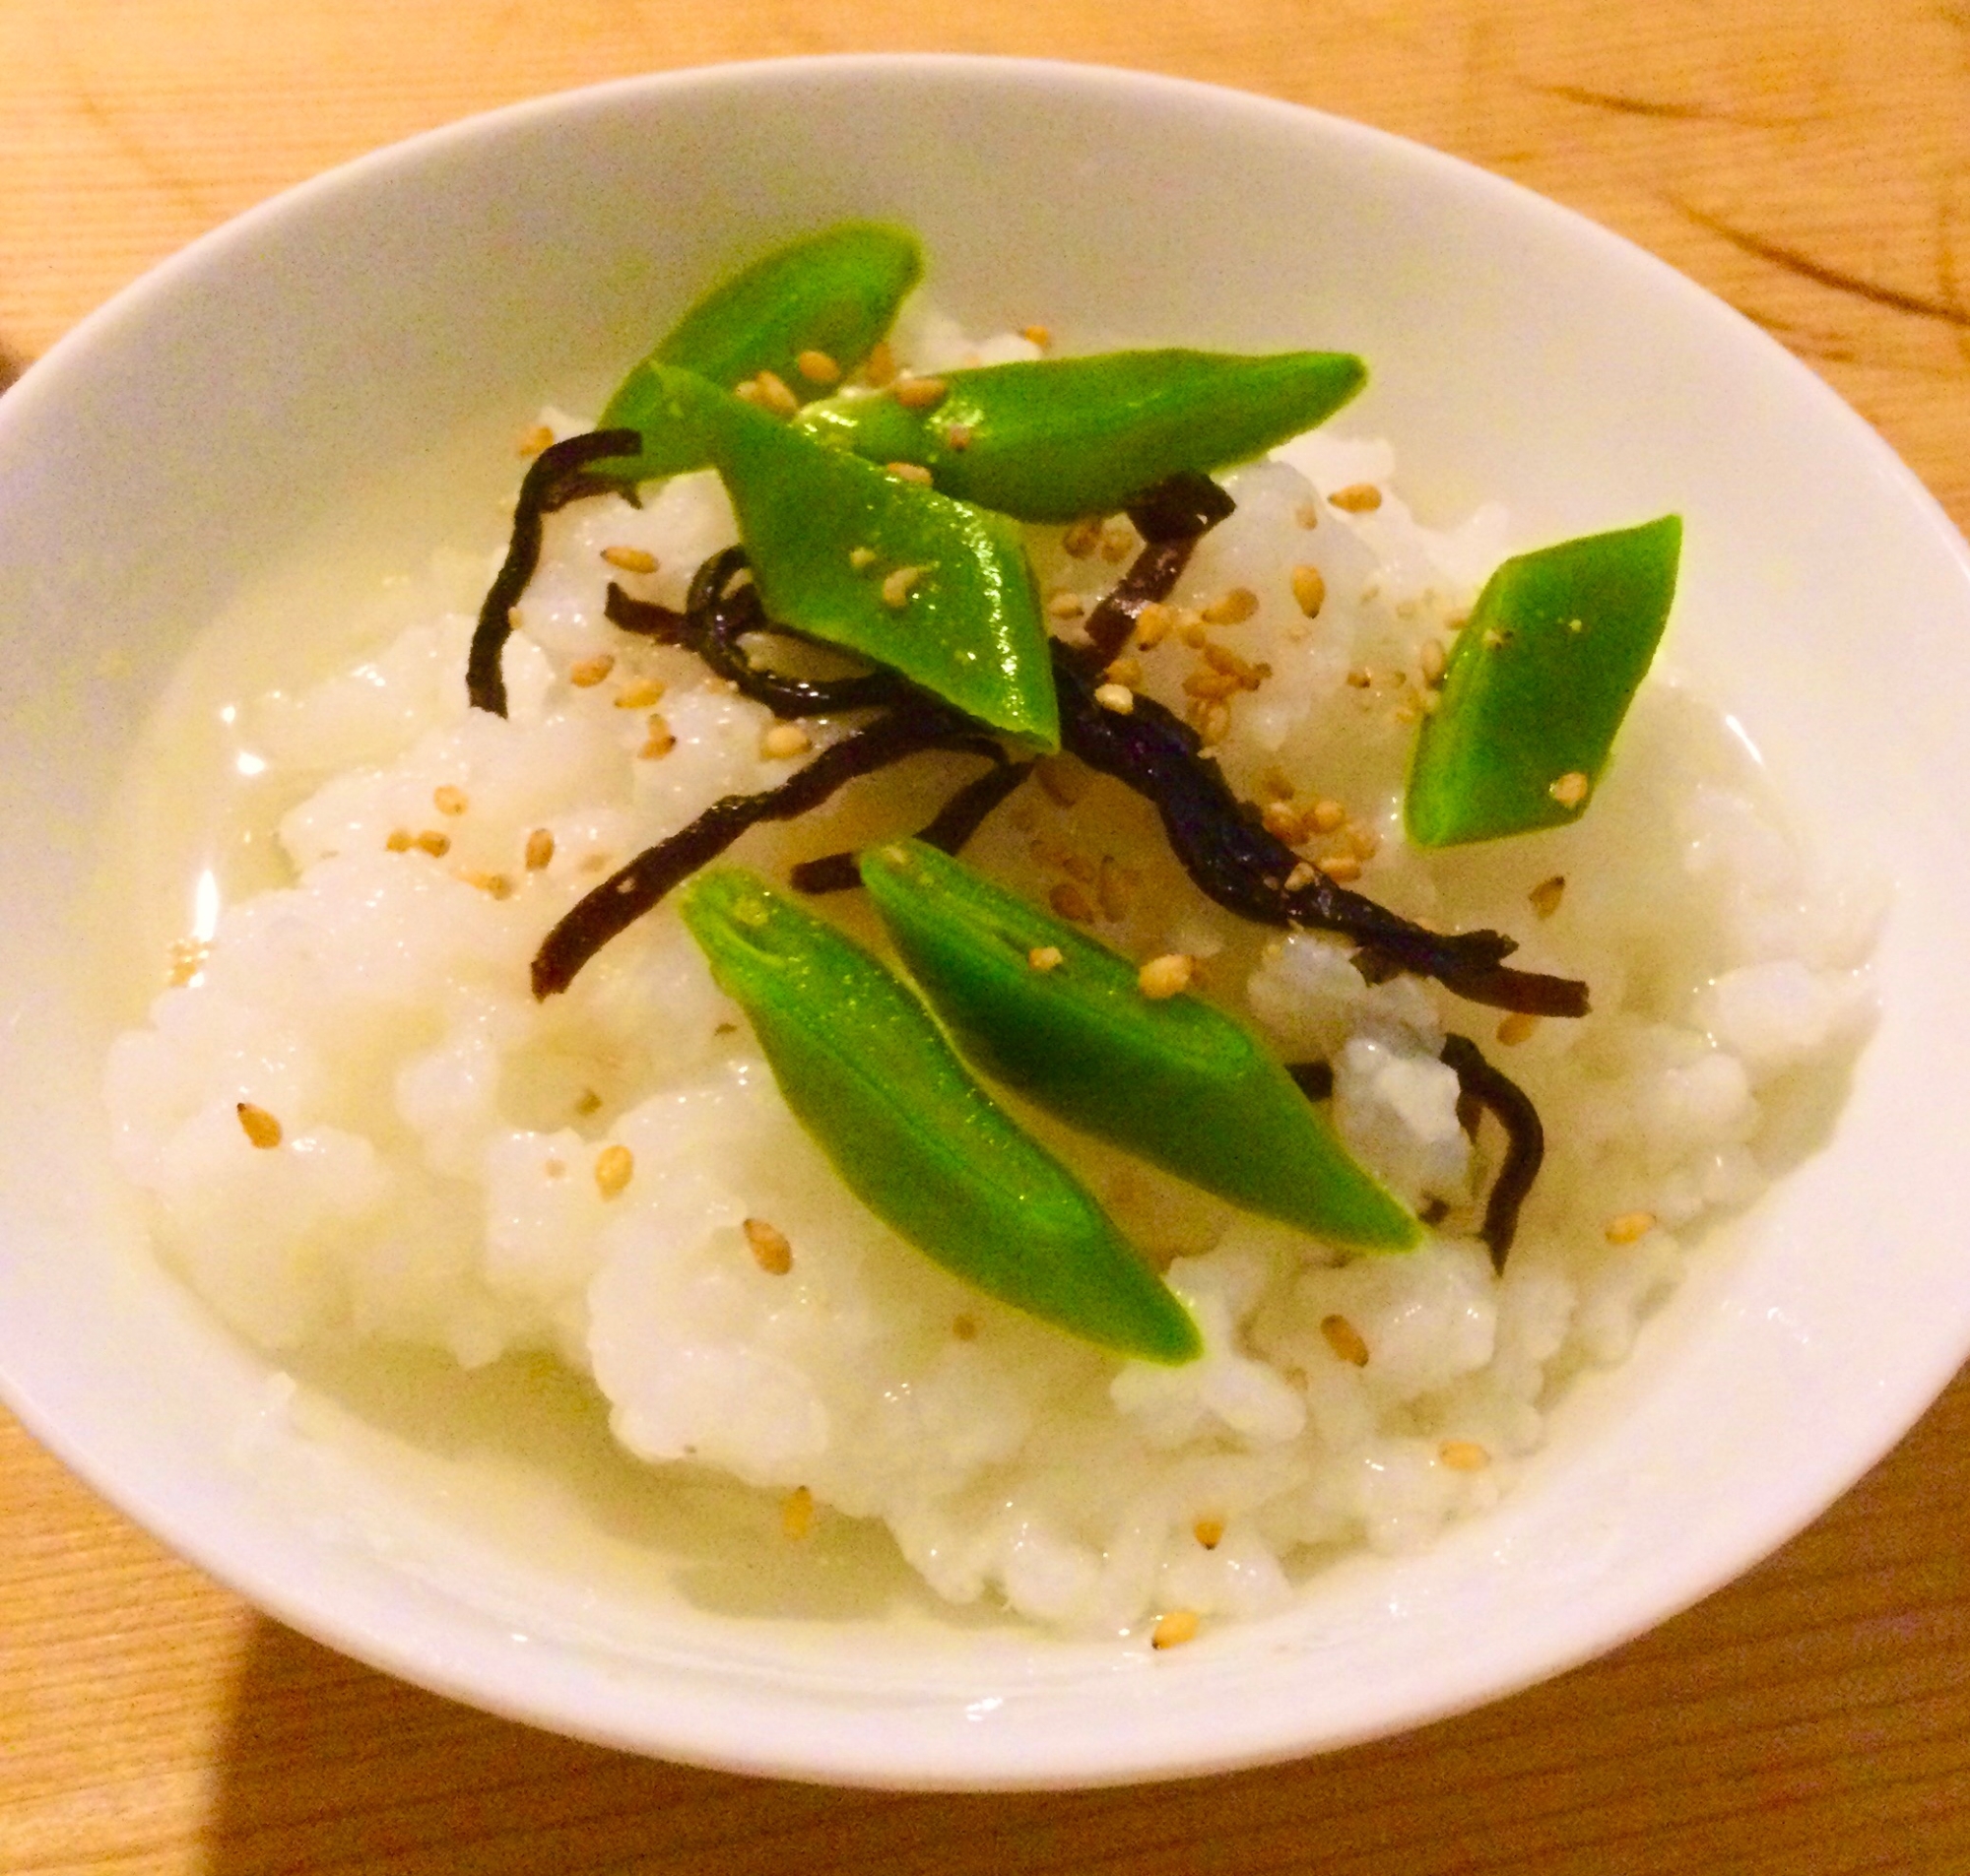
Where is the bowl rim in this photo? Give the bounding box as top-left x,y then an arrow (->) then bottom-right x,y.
7,50 -> 1970,1790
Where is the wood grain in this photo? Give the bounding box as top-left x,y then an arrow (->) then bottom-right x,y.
6,2 -> 1970,1870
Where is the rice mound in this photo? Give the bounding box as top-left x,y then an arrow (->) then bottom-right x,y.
104,331 -> 1878,1634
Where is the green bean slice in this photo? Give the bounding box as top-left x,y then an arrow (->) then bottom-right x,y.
679,869 -> 1202,1365
860,840 -> 1420,1252
1406,516 -> 1682,848
796,349 -> 1366,522
600,222 -> 921,483
646,364 -> 1058,747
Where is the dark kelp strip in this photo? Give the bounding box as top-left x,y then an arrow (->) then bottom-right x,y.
467,428 -> 642,716
607,550 -> 908,719
1439,1033 -> 1545,1269
533,699 -> 987,998
791,751 -> 1035,894
1082,471 -> 1236,665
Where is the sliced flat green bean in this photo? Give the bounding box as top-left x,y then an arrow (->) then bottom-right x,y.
646,364 -> 1058,747
600,223 -> 921,483
678,869 -> 1202,1366
795,349 -> 1366,522
1406,516 -> 1681,848
860,841 -> 1420,1252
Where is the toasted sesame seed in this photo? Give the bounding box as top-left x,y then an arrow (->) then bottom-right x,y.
945,423 -> 974,451
1134,602 -> 1174,648
569,653 -> 615,687
1062,517 -> 1103,558
1151,1608 -> 1201,1650
1093,682 -> 1135,714
1329,482 -> 1383,513
1203,586 -> 1260,625
1260,800 -> 1306,843
952,1313 -> 979,1339
1293,497 -> 1322,529
1138,952 -> 1195,1000
601,545 -> 658,574
782,1485 -> 815,1540
1021,323 -> 1052,349
1320,1314 -> 1370,1366
752,368 -> 799,417
1047,590 -> 1086,620
1283,862 -> 1318,891
457,869 -> 513,900
1419,638 -> 1447,685
640,716 -> 677,759
1440,1440 -> 1491,1472
848,545 -> 878,570
1309,799 -> 1346,833
1027,944 -> 1064,972
1183,668 -> 1241,701
1192,1516 -> 1225,1550
1097,857 -> 1137,923
1099,522 -> 1136,563
385,829 -> 414,853
886,460 -> 933,486
517,423 -> 555,457
1318,853 -> 1362,883
860,340 -> 897,388
794,347 -> 841,385
1548,770 -> 1590,809
524,828 -> 556,871
1178,619 -> 1210,650
761,723 -> 812,760
433,784 -> 468,816
1496,1011 -> 1540,1046
594,1143 -> 633,1198
1530,874 -> 1567,919
1034,756 -> 1088,807
1606,1209 -> 1658,1246
1346,667 -> 1373,689
616,677 -> 665,709
894,374 -> 949,410
745,1216 -> 794,1274
574,1088 -> 603,1116
236,1102 -> 283,1149
1288,563 -> 1329,619
1062,853 -> 1098,886
1345,821 -> 1381,861
1197,700 -> 1231,745
881,564 -> 924,607
1049,881 -> 1094,923
415,830 -> 451,858
1392,698 -> 1421,726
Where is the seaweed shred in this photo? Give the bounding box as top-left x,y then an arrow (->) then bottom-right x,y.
467,428 -> 641,717
608,549 -> 907,719
790,752 -> 1036,894
1439,1033 -> 1545,1268
532,698 -> 1000,998
1083,470 -> 1237,665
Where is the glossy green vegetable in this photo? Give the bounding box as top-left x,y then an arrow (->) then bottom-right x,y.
1405,516 -> 1681,848
860,841 -> 1420,1251
599,222 -> 921,483
645,364 -> 1059,747
795,349 -> 1366,522
678,869 -> 1202,1365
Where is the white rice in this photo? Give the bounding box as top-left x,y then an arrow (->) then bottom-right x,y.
103,334 -> 1879,1636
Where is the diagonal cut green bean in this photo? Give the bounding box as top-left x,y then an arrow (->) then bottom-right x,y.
600,222 -> 921,483
678,869 -> 1201,1365
644,364 -> 1059,747
1406,515 -> 1681,847
859,840 -> 1420,1251
795,349 -> 1366,522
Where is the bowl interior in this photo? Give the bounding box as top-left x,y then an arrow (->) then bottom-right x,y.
5,56 -> 1970,1787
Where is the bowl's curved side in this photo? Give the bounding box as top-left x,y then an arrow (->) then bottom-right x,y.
3,55 -> 1970,1788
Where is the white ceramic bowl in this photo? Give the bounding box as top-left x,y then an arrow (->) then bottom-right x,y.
5,56 -> 1970,1790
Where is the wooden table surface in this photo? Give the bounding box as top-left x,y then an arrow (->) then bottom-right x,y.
5,3 -> 1970,1870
